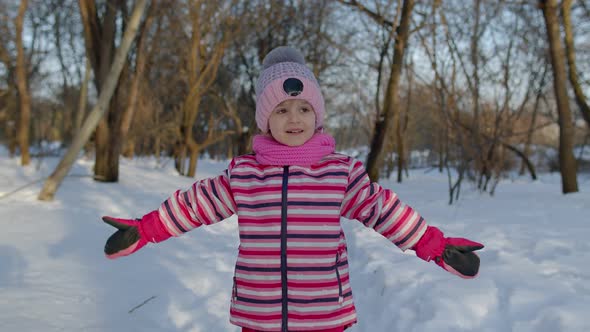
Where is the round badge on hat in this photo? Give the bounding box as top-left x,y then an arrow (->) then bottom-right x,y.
283,78 -> 303,96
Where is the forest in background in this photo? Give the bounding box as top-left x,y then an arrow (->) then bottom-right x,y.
0,0 -> 588,202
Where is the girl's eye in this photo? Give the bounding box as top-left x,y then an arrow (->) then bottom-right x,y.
301,108 -> 310,113
275,108 -> 287,114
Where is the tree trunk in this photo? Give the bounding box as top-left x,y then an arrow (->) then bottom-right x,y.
470,0 -> 482,154
100,101 -> 123,181
92,0 -> 119,182
540,0 -> 578,193
438,129 -> 444,173
7,117 -> 17,157
521,97 -> 541,176
503,142 -> 537,181
79,0 -> 129,182
155,109 -> 161,163
38,0 -> 148,201
396,130 -> 405,182
366,0 -> 414,182
15,0 -> 30,166
237,112 -> 256,155
398,57 -> 414,182
227,138 -> 234,159
562,0 -> 590,129
75,57 -> 91,135
118,2 -> 154,160
520,64 -> 547,176
188,144 -> 199,178
177,123 -> 189,175
122,139 -> 135,158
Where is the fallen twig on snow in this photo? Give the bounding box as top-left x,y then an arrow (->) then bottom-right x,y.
128,295 -> 157,314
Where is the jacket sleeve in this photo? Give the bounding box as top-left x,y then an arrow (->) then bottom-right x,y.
340,158 -> 427,251
156,162 -> 237,237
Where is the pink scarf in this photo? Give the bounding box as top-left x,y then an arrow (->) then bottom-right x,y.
252,133 -> 336,166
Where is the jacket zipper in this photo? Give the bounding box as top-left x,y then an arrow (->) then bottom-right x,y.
232,276 -> 238,302
335,252 -> 343,304
280,166 -> 289,332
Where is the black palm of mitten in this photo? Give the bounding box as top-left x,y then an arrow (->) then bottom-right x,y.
413,226 -> 484,278
102,216 -> 146,259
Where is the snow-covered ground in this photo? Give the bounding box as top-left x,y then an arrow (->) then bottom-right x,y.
1,149 -> 589,332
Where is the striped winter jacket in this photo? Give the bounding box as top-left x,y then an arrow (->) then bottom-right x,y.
157,153 -> 428,331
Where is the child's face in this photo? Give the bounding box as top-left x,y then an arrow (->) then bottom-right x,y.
268,99 -> 317,147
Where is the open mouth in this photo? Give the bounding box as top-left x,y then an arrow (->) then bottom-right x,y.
286,129 -> 304,134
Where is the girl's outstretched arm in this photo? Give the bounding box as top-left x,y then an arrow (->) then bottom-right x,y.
102,162 -> 237,259
340,158 -> 427,251
340,158 -> 483,278
157,168 -> 237,236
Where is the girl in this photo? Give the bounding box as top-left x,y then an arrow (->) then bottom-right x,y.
102,46 -> 484,332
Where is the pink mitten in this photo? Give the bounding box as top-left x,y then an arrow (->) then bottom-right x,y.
102,210 -> 172,259
412,226 -> 484,279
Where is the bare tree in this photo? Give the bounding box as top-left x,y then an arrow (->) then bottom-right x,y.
520,62 -> 548,178
562,0 -> 590,129
369,0 -> 413,182
39,0 -> 148,201
415,0 -> 469,203
117,2 -> 156,159
15,0 -> 30,165
411,1 -> 541,200
341,0 -> 415,182
0,3 -> 17,156
540,0 -> 578,193
79,0 -> 133,182
173,0 -> 235,177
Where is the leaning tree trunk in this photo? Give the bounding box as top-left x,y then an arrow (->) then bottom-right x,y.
79,0 -> 133,182
38,0 -> 148,201
366,0 -> 414,182
540,0 -> 578,193
15,0 -> 30,166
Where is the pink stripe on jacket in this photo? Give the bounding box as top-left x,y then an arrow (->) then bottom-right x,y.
157,153 -> 428,331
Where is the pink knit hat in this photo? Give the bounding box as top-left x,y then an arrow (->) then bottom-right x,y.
255,46 -> 325,133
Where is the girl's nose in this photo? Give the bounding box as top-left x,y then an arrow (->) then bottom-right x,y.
287,110 -> 300,122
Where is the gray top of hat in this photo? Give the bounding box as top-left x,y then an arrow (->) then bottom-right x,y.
262,46 -> 306,70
